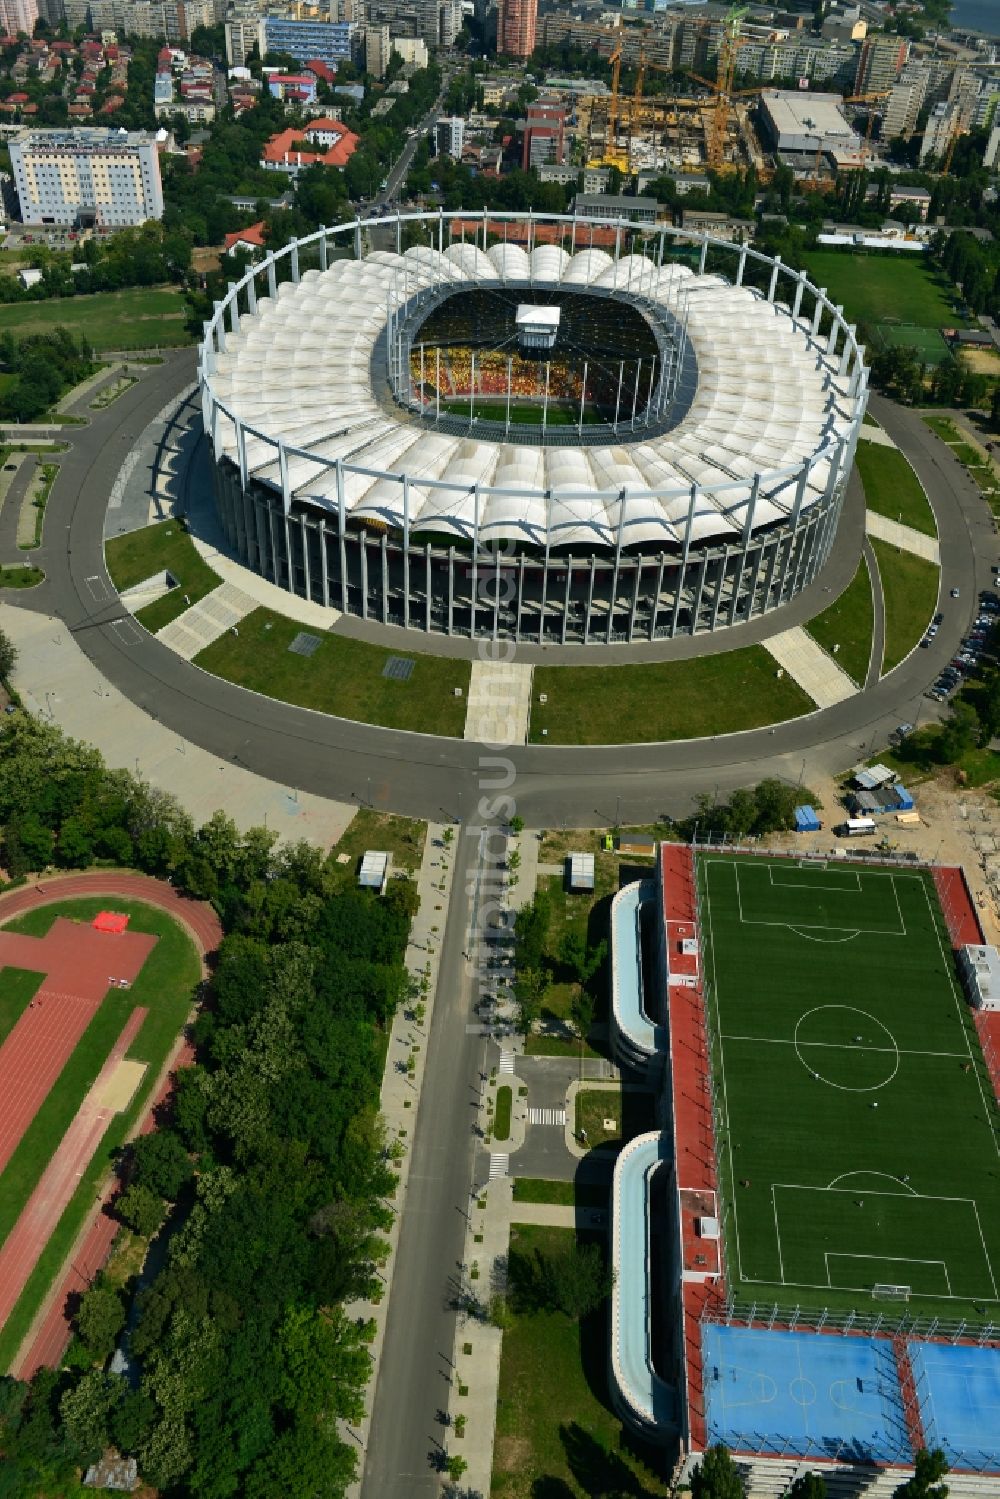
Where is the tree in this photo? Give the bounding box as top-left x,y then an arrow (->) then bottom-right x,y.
894,1449 -> 949,1498
540,1242 -> 613,1318
0,625 -> 16,682
939,699 -> 980,763
991,385 -> 1000,433
116,1184 -> 165,1239
446,1454 -> 468,1482
129,1130 -> 192,1200
690,1443 -> 744,1499
788,1474 -> 828,1499
59,1370 -> 124,1461
76,1283 -> 126,1362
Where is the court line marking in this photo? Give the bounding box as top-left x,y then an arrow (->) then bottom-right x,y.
771,1184 -> 785,1284
722,1034 -> 967,1061
702,859 -> 744,1287
731,862 -> 908,937
771,1184 -> 998,1302
767,865 -> 862,893
825,1250 -> 952,1297
827,1170 -> 918,1195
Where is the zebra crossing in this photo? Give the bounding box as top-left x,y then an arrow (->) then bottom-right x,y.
498,1051 -> 516,1074
489,1154 -> 508,1179
527,1107 -> 566,1127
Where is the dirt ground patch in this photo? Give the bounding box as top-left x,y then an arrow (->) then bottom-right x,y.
961,347 -> 1000,377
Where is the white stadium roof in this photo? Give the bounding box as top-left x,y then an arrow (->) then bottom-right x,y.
206,241 -> 862,551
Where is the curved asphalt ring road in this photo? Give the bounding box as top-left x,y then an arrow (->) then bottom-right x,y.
18,354 -> 994,826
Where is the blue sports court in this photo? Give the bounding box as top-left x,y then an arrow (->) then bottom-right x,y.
703,1324 -> 910,1464
908,1341 -> 1000,1473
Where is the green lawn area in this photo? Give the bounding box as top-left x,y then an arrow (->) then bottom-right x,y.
0,564 -> 44,589
492,1225 -> 668,1499
104,519 -> 220,633
533,854 -> 619,1032
0,288 -> 192,351
524,1033 -> 604,1059
800,251 -> 961,331
530,646 -> 815,744
0,898 -> 200,1371
923,415 -> 998,507
326,808 -> 426,893
855,443 -> 936,537
494,1085 -> 512,1142
0,968 -> 44,1048
700,855 -> 999,1324
870,538 -> 939,674
195,609 -> 471,736
575,1088 -> 621,1148
511,1179 -> 607,1209
803,556 -> 874,687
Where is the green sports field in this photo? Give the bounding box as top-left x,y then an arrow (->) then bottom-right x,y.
699,854 -> 1000,1325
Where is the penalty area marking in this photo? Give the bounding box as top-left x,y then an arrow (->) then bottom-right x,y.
825,1252 -> 952,1297
731,864 -> 908,938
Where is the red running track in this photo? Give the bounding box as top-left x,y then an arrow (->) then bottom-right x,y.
14,1036 -> 197,1381
0,1006 -> 147,1332
0,873 -> 221,1377
0,920 -> 156,1179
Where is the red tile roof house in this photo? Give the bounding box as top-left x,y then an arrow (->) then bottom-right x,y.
260,118 -> 359,176
223,221 -> 267,255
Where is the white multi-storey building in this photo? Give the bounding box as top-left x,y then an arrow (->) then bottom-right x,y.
10,128 -> 164,227
0,0 -> 39,34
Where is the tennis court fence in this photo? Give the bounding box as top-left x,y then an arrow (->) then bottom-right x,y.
701,1295 -> 999,1347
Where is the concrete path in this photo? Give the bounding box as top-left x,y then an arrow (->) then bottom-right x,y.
859,424 -> 897,450
508,1202 -> 576,1227
155,581 -> 259,660
119,571 -> 174,613
2,605 -> 353,846
0,455 -> 34,559
342,821 -> 451,1498
865,510 -> 941,564
763,625 -> 857,709
863,540 -> 887,688
463,659 -> 533,745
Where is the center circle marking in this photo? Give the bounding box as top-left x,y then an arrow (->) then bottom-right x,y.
789,1377 -> 817,1407
793,1005 -> 899,1092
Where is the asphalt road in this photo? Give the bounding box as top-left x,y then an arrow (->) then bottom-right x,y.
10,356 -> 994,829
361,823 -> 489,1498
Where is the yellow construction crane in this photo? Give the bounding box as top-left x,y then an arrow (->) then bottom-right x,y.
691,3 -> 754,172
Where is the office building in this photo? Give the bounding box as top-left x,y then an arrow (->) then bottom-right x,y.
522,99 -> 565,170
10,127 -> 164,226
390,35 -> 427,65
883,74 -> 926,139
258,15 -> 353,67
0,0 -> 38,31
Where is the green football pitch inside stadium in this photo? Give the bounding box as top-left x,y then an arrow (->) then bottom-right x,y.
698,855 -> 1000,1325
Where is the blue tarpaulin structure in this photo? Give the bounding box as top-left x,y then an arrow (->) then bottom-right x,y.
794,805 -> 821,832
894,785 -> 914,810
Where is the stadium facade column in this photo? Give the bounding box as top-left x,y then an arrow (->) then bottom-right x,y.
319,229 -> 328,271
424,543 -> 432,633
493,549 -> 502,638
811,289 -> 826,338
267,506 -> 280,586
213,303 -> 227,354
784,464 -> 811,602
251,493 -> 267,575
290,243 -> 300,283
736,247 -> 747,286
760,529 -> 781,614
336,462 -> 349,612
236,418 -> 248,490
827,307 -> 843,358
538,529 -> 550,642
380,533 -> 389,622
671,487 -> 697,637
227,285 -> 240,337
628,557 -> 642,641
278,440 -> 290,516
318,516 -> 330,607
300,514 -> 312,600
354,223 -> 362,259
728,473 -> 760,626
744,528 -> 767,618
699,235 -> 708,273
266,253 -> 277,300
839,326 -> 856,378
560,562 -> 571,645
282,511 -> 293,590
606,488 -> 627,644
767,255 -> 782,302
709,545 -> 729,630
396,214 -> 402,254
691,550 -> 709,629
402,477 -> 411,630
584,556 -> 597,644
437,209 -> 444,254
471,483 -> 481,640
650,552 -> 667,639
359,530 -> 369,618
447,545 -> 455,634
246,273 -> 257,314
792,272 -> 805,325
515,554 -> 526,640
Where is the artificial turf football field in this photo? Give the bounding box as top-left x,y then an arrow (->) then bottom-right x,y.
698,855 -> 1000,1324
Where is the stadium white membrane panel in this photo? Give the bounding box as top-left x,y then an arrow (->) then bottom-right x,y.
207,242 -> 861,549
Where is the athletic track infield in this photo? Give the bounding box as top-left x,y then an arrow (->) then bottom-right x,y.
0,873 -> 220,1375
